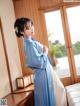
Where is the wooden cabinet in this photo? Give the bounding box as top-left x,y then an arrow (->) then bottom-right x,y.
17,91 -> 34,106
4,85 -> 34,106
24,92 -> 34,106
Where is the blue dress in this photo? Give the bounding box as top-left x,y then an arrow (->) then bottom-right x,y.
24,37 -> 56,106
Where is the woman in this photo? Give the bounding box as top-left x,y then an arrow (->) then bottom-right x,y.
14,17 -> 67,106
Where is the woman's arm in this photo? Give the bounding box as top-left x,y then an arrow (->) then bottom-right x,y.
34,41 -> 48,55
24,41 -> 48,69
29,43 -> 47,69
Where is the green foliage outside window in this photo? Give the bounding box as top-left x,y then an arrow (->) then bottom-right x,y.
49,41 -> 80,58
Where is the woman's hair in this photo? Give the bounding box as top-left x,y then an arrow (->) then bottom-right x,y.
14,17 -> 33,37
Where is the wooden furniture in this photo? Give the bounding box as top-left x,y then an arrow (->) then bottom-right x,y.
14,84 -> 34,94
4,84 -> 34,106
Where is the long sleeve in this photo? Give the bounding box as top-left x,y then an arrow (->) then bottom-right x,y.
24,39 -> 48,69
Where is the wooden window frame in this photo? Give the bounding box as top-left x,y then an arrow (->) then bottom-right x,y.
42,3 -> 80,86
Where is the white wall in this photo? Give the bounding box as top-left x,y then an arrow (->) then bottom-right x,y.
0,27 -> 11,98
0,0 -> 22,97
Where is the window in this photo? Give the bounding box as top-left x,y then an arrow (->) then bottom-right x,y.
45,10 -> 70,78
66,6 -> 80,75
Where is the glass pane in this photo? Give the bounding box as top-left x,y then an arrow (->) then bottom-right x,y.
66,6 -> 80,75
45,10 -> 70,78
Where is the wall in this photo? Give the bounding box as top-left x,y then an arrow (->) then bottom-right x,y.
39,0 -> 62,9
0,0 -> 22,97
0,24 -> 11,98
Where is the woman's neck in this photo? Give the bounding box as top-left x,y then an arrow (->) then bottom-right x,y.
24,36 -> 32,39
28,36 -> 31,39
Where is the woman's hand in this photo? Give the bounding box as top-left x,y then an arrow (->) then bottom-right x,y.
43,45 -> 48,54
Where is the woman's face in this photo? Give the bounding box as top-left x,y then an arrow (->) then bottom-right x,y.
23,22 -> 35,37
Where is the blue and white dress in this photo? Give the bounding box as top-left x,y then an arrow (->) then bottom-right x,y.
24,37 -> 66,106
24,37 -> 56,106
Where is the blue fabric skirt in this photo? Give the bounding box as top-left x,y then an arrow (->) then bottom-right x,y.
34,64 -> 56,106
